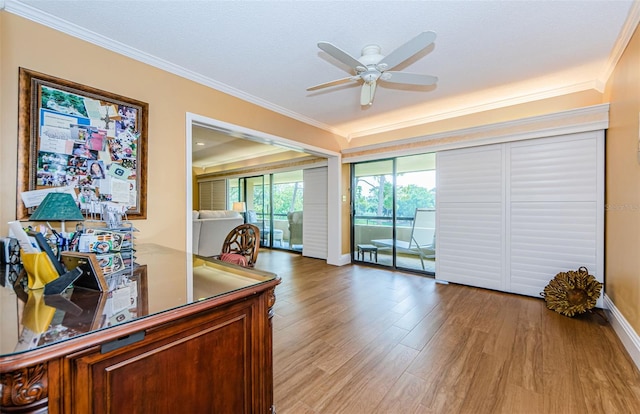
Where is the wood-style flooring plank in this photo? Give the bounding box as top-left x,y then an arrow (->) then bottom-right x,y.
373,372 -> 430,414
415,328 -> 489,413
312,327 -> 415,412
494,382 -> 544,414
276,400 -> 316,414
501,295 -> 544,394
254,249 -> 640,414
399,302 -> 448,351
457,351 -> 508,414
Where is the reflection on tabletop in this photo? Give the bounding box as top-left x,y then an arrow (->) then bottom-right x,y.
8,265 -> 147,353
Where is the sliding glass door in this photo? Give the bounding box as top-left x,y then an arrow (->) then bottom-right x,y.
244,175 -> 270,246
353,160 -> 394,268
230,170 -> 304,251
394,154 -> 436,273
352,153 -> 436,274
272,170 -> 303,251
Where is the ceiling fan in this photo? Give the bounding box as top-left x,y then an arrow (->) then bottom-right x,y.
307,31 -> 438,106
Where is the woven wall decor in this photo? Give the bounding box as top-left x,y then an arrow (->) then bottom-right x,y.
541,266 -> 602,317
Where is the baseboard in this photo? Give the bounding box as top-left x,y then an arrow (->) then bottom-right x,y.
604,293 -> 640,371
325,253 -> 351,266
336,253 -> 351,266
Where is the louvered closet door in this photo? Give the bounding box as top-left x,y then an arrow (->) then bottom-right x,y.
436,132 -> 603,299
302,167 -> 328,259
436,145 -> 505,290
199,180 -> 227,210
508,133 -> 603,297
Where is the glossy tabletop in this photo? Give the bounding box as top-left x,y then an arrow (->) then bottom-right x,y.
0,243 -> 277,357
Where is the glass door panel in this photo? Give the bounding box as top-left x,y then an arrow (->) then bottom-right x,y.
272,170 -> 303,251
263,175 -> 271,247
352,160 -> 394,267
239,171 -> 304,251
227,178 -> 240,210
394,153 -> 436,273
245,175 -> 268,245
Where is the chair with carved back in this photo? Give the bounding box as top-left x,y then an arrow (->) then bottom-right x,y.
219,223 -> 260,268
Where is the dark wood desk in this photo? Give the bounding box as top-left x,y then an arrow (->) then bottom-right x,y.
0,244 -> 280,413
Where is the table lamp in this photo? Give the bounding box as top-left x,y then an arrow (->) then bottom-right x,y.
232,201 -> 246,223
30,192 -> 84,234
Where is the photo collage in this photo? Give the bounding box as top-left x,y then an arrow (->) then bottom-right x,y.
36,85 -> 140,212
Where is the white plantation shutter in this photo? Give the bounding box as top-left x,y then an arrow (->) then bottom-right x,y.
507,134 -> 602,297
436,131 -> 604,301
302,167 -> 328,259
436,145 -> 505,290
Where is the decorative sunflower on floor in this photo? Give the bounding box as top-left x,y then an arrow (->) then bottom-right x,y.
541,267 -> 602,317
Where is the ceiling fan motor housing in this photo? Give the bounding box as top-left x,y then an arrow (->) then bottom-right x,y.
357,45 -> 385,83
359,44 -> 385,64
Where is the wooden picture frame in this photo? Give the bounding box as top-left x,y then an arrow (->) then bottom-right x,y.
17,67 -> 148,220
60,251 -> 108,292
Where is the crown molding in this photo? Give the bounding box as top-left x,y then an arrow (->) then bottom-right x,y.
3,0 -> 347,138
342,104 -> 610,163
346,80 -> 600,140
598,0 -> 640,87
3,0 -> 628,143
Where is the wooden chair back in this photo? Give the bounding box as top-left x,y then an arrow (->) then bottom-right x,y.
221,224 -> 260,267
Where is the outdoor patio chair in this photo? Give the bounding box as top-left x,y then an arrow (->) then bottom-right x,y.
371,208 -> 435,270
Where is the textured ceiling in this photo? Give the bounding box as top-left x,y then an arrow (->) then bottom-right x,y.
5,0 -> 637,167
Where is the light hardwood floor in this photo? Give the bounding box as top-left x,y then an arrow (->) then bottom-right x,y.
255,249 -> 640,414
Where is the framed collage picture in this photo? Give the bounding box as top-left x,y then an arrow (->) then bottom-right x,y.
17,68 -> 148,220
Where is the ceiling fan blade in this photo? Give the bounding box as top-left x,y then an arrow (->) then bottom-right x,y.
306,76 -> 358,91
382,72 -> 438,86
378,31 -> 437,70
318,41 -> 364,70
360,81 -> 377,106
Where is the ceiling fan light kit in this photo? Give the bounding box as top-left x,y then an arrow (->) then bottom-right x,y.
307,31 -> 438,106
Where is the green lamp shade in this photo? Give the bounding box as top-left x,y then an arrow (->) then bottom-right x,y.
30,193 -> 84,221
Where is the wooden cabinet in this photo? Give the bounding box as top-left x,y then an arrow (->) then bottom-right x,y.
1,246 -> 280,414
67,297 -> 271,413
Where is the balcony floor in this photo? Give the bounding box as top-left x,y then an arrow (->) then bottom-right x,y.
358,251 -> 435,274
